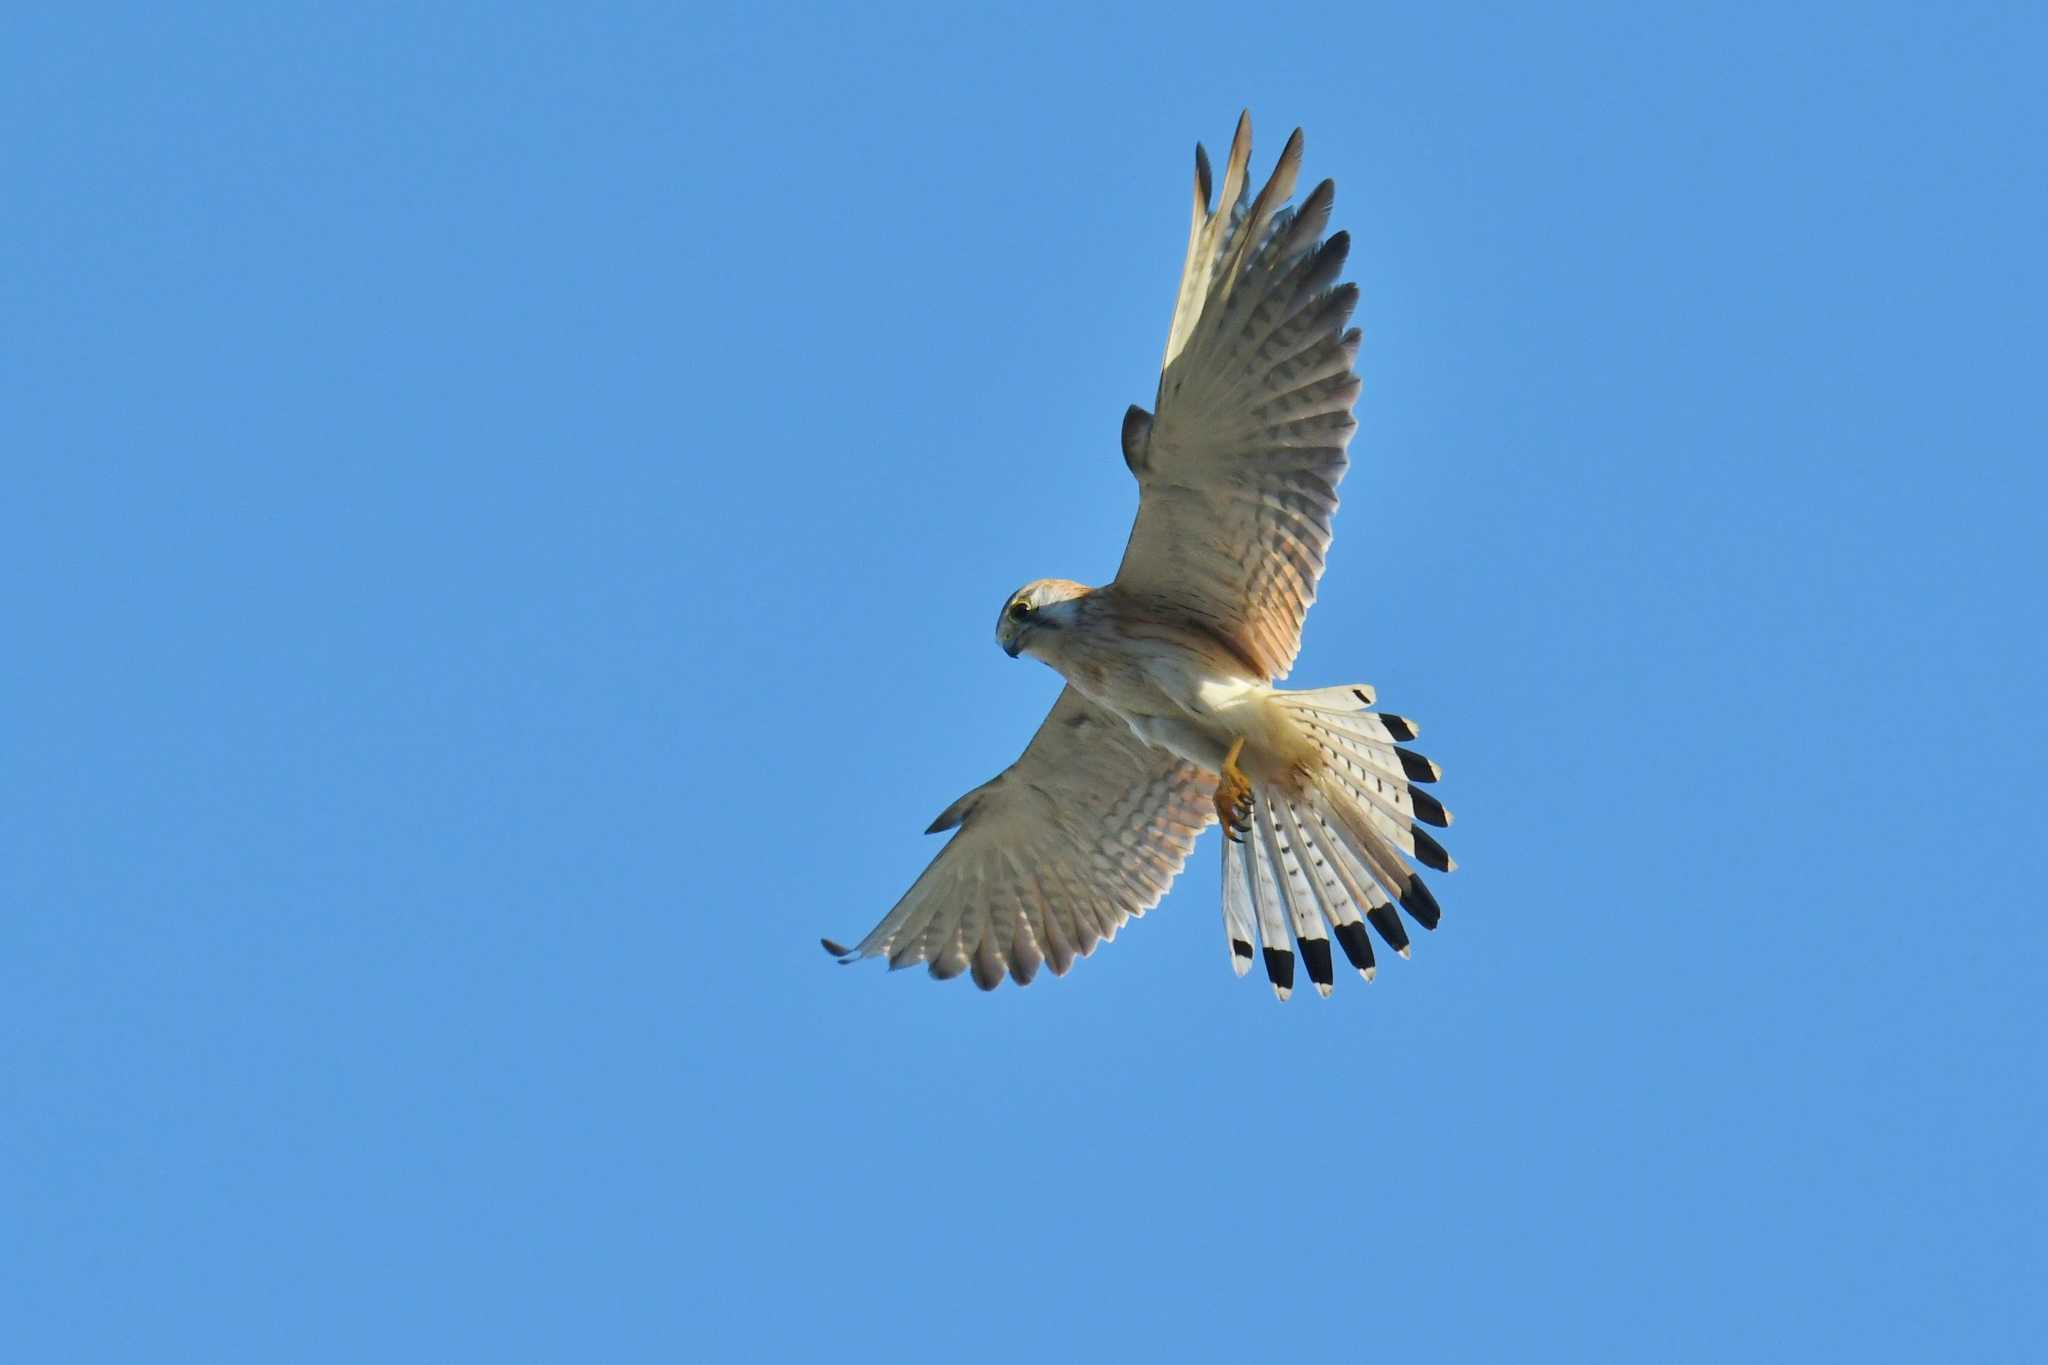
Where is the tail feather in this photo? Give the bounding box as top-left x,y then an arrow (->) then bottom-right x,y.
1234,808 -> 1294,999
1317,735 -> 1450,835
1274,799 -> 1354,995
1257,800 -> 1335,998
1284,687 -> 1457,879
1293,803 -> 1380,980
1332,919 -> 1377,977
1219,837 -> 1258,975
1322,758 -> 1455,871
1368,903 -> 1412,956
1217,780 -> 1438,994
1285,683 -> 1378,710
1319,783 -> 1444,933
1209,684 -> 1455,994
1306,787 -> 1415,957
1408,787 -> 1451,828
1410,827 -> 1455,873
1318,794 -> 1433,925
1296,709 -> 1445,788
1244,816 -> 1295,1000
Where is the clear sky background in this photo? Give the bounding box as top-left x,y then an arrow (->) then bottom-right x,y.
4,4 -> 2042,1361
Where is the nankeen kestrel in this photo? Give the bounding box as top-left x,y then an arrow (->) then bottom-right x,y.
824,114 -> 1453,998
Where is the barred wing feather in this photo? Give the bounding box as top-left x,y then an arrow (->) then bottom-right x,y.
1117,112 -> 1362,681
824,688 -> 1214,989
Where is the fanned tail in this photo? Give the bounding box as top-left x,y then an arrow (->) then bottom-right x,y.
1221,685 -> 1454,999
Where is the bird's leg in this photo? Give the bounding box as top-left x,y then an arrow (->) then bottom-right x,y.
1213,737 -> 1254,843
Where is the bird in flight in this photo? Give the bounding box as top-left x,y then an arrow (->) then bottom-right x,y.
823,113 -> 1453,999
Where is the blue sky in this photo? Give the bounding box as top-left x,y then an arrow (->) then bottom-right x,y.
3,3 -> 2042,1360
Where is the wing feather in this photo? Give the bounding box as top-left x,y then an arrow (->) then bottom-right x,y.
1117,114 -> 1362,680
829,688 -> 1214,989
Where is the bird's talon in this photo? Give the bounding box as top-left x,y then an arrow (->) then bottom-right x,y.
1212,737 -> 1255,841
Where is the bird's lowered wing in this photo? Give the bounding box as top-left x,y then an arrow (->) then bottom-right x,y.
1115,113 -> 1362,681
825,688 -> 1213,989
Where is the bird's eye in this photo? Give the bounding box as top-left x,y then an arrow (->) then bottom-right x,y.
1008,600 -> 1031,621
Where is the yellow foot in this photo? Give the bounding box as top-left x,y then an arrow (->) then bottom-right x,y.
1213,737 -> 1254,843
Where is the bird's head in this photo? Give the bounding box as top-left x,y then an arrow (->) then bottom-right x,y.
995,578 -> 1092,660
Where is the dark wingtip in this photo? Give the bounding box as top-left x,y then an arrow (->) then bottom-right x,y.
1409,788 -> 1451,828
1232,938 -> 1255,962
1379,714 -> 1419,741
821,937 -> 852,959
1299,232 -> 1351,296
1194,142 -> 1213,210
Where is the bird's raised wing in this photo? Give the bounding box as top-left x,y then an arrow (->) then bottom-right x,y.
825,688 -> 1213,989
1115,113 -> 1361,681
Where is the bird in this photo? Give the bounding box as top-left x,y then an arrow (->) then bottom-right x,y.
822,113 -> 1453,999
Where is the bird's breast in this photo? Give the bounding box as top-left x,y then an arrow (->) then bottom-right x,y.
1053,626 -> 1254,728
1060,650 -> 1168,717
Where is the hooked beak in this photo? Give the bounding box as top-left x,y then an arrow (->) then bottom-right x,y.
1003,632 -> 1024,659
